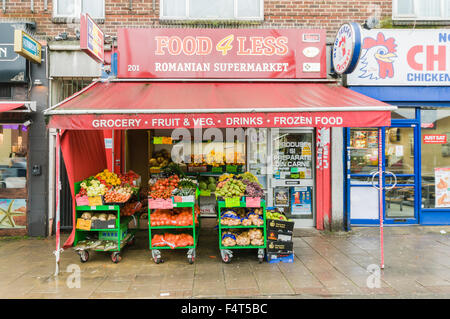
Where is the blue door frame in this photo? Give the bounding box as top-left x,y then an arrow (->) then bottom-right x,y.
344,109 -> 421,228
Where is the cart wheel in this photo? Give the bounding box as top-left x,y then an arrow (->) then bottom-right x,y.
111,252 -> 122,263
154,256 -> 163,264
79,250 -> 89,263
188,256 -> 195,264
258,256 -> 264,263
222,253 -> 231,264
128,237 -> 135,246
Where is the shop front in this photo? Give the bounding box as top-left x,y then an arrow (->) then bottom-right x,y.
345,29 -> 450,226
44,27 -> 394,266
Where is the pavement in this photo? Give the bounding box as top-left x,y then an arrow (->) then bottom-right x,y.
0,223 -> 449,299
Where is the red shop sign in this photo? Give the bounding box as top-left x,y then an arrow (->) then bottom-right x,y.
117,28 -> 326,79
423,134 -> 447,144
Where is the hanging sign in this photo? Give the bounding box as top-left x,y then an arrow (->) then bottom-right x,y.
118,28 -> 326,79
80,13 -> 104,64
332,22 -> 362,74
435,168 -> 450,208
14,30 -> 42,64
347,29 -> 450,86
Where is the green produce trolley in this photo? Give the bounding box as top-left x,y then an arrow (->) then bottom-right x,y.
148,197 -> 199,264
217,198 -> 267,263
73,182 -> 136,263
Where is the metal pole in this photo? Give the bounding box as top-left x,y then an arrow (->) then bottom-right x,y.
378,127 -> 384,269
2,0 -> 5,13
54,131 -> 62,276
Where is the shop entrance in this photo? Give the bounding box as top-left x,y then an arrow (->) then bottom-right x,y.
268,129 -> 315,228
346,124 -> 419,225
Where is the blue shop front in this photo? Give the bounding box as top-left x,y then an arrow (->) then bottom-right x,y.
343,29 -> 450,227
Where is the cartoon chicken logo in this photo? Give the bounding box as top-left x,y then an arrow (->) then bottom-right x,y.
359,32 -> 397,80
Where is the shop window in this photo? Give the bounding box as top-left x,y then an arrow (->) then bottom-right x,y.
393,0 -> 450,22
421,109 -> 450,209
0,125 -> 28,190
0,85 -> 12,99
349,129 -> 379,174
160,0 -> 263,21
53,0 -> 105,20
391,108 -> 416,120
52,78 -> 94,104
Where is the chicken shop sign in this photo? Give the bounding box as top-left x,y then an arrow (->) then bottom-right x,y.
332,22 -> 363,74
117,28 -> 326,79
347,29 -> 450,86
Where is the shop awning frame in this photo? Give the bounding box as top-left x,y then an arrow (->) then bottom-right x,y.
0,101 -> 36,113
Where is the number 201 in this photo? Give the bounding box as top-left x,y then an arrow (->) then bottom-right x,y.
128,65 -> 140,71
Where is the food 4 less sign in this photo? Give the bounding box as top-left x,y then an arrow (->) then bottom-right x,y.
117,28 -> 326,79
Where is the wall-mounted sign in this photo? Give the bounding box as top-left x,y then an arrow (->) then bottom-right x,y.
347,29 -> 450,86
435,168 -> 450,208
332,22 -> 362,74
423,134 -> 447,144
80,13 -> 104,64
0,23 -> 27,83
117,28 -> 326,79
14,30 -> 41,64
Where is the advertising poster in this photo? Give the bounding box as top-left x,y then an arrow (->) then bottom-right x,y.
274,187 -> 290,208
291,187 -> 312,215
435,168 -> 450,208
0,199 -> 27,229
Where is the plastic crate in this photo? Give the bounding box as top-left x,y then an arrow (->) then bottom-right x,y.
99,227 -> 128,242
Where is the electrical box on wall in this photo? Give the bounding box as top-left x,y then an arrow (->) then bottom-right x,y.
32,164 -> 41,176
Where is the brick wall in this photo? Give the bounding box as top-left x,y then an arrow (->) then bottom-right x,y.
0,0 -> 393,40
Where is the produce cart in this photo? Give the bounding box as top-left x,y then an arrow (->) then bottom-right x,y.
73,183 -> 137,263
217,197 -> 267,263
148,197 -> 199,264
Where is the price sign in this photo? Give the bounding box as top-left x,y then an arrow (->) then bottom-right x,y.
225,196 -> 241,207
88,196 -> 103,206
161,137 -> 172,144
200,190 -> 211,197
148,198 -> 173,209
76,218 -> 92,230
211,166 -> 223,173
246,197 -> 261,208
76,196 -> 89,206
226,165 -> 237,173
153,137 -> 163,144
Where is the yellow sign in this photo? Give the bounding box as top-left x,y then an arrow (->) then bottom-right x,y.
14,30 -> 42,64
76,218 -> 92,230
88,196 -> 103,206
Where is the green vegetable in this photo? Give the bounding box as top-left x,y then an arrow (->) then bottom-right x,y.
199,182 -> 207,190
208,183 -> 216,191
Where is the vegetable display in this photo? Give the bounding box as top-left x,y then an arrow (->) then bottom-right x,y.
221,229 -> 263,247
151,233 -> 194,249
150,207 -> 199,226
104,186 -> 133,204
148,175 -> 180,199
220,208 -> 264,226
96,169 -> 121,187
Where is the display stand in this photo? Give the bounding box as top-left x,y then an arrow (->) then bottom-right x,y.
217,197 -> 267,263
148,197 -> 199,264
73,182 -> 137,263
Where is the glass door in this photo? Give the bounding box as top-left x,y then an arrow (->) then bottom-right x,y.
268,129 -> 315,228
347,125 -> 419,225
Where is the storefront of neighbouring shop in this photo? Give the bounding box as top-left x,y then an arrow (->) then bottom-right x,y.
344,29 -> 450,227
44,27 -> 394,264
0,22 -> 48,237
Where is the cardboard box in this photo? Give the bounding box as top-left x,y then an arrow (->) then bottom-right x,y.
266,229 -> 293,242
266,253 -> 294,264
266,219 -> 294,234
266,240 -> 293,254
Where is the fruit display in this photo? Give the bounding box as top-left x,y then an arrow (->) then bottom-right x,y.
221,229 -> 264,247
96,169 -> 121,187
118,170 -> 140,187
149,149 -> 171,171
216,177 -> 246,198
75,239 -> 118,251
148,175 -> 180,199
243,181 -> 264,197
150,207 -> 199,226
80,212 -> 116,221
198,176 -> 217,192
151,233 -> 194,249
266,209 -> 291,221
238,172 -> 261,186
220,208 -> 264,226
104,186 -> 133,203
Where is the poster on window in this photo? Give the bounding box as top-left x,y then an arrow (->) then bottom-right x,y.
435,168 -> 450,208
0,199 -> 27,229
290,187 -> 312,215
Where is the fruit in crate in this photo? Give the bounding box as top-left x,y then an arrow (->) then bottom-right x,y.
104,186 -> 133,203
216,178 -> 246,198
118,171 -> 140,186
266,210 -> 289,221
149,149 -> 171,169
80,179 -> 107,197
243,181 -> 264,197
148,175 -> 180,199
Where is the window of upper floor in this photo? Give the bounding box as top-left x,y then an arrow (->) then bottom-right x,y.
160,0 -> 264,21
393,0 -> 450,22
53,0 -> 105,20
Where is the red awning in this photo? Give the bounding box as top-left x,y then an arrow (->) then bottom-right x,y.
45,81 -> 394,129
0,102 -> 26,112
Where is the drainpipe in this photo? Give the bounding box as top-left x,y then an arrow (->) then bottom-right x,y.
2,0 -> 5,13
44,0 -> 47,11
31,0 -> 34,13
